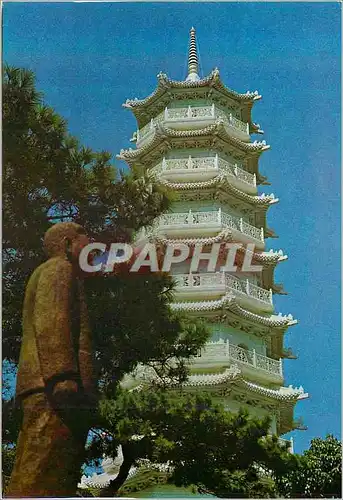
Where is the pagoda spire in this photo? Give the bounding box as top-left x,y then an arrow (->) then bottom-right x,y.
186,27 -> 200,82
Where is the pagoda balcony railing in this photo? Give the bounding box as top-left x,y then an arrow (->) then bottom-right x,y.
174,272 -> 273,307
152,155 -> 256,189
156,209 -> 264,244
222,212 -> 263,242
191,340 -> 282,378
226,274 -> 273,305
136,104 -> 249,146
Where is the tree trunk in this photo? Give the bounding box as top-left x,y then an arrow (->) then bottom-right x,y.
99,444 -> 135,497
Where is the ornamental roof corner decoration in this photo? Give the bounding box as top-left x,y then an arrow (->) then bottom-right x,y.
158,176 -> 279,207
123,69 -> 262,111
154,234 -> 287,265
170,293 -> 297,328
131,363 -> 307,403
117,121 -> 270,162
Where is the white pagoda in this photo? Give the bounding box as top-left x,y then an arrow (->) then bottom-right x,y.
117,28 -> 308,446
80,25 -> 308,493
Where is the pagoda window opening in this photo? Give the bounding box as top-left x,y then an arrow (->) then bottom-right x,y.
169,99 -> 211,109
166,149 -> 215,159
219,202 -> 251,221
216,102 -> 238,117
221,152 -> 247,170
237,273 -> 260,286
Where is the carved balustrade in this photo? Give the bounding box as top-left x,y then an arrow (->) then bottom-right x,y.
175,272 -> 273,306
136,105 -> 249,144
152,155 -> 256,188
156,209 -> 263,243
193,340 -> 282,377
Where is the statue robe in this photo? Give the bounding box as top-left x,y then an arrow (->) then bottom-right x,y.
7,256 -> 96,497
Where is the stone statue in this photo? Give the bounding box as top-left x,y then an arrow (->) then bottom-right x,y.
7,222 -> 97,497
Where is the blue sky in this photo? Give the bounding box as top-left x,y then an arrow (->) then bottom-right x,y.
3,2 -> 341,454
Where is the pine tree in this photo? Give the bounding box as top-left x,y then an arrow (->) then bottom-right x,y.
2,65 -> 209,492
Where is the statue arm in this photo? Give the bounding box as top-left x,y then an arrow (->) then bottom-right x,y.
33,259 -> 79,393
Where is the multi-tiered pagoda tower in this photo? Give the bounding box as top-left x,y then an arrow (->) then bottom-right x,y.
118,28 -> 307,444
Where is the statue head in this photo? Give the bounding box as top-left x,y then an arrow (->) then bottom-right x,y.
44,222 -> 89,263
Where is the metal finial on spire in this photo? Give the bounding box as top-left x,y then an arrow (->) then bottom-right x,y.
186,27 -> 200,82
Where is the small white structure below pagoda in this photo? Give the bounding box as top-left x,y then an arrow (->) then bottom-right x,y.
82,27 -> 307,489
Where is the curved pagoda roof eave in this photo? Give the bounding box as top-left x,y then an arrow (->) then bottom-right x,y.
159,176 -> 279,207
131,365 -> 306,402
184,371 -> 306,401
117,121 -> 270,163
153,234 -> 287,267
152,233 -> 286,292
129,377 -> 307,436
123,69 -> 262,111
170,294 -> 297,328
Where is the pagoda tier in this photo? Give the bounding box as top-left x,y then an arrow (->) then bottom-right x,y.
123,69 -> 263,131
117,27 -> 307,439
119,122 -> 268,162
128,364 -> 307,435
159,176 -> 277,205
118,121 -> 270,185
153,155 -> 259,194
143,209 -> 273,251
154,236 -> 286,265
170,296 -> 297,360
150,238 -> 287,295
157,181 -> 278,239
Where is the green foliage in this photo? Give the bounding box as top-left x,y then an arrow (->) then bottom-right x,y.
2,65 -> 210,490
275,435 -> 342,498
3,65 -> 205,395
2,446 -> 16,494
151,393 -> 295,498
117,468 -> 169,496
7,65 -> 339,500
85,273 -> 209,398
89,390 -> 295,498
3,64 -> 170,363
